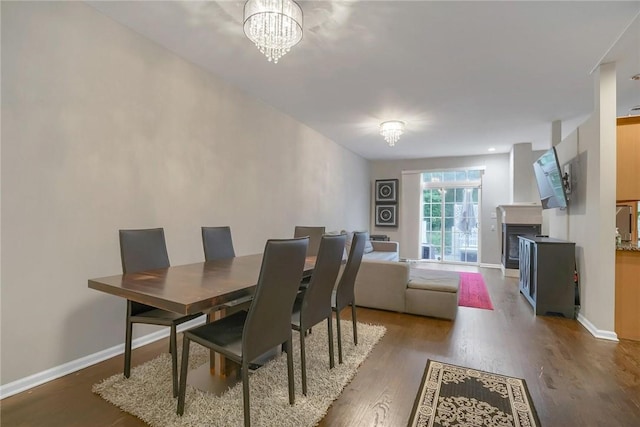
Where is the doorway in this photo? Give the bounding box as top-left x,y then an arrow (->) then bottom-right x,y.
421,170 -> 481,264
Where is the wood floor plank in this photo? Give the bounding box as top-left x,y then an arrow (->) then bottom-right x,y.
2,266 -> 640,426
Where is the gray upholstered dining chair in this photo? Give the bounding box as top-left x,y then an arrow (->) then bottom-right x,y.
202,226 -> 235,261
332,230 -> 367,364
294,226 -> 326,290
291,233 -> 346,395
119,228 -> 203,398
201,226 -> 254,310
294,226 -> 326,257
177,237 -> 309,427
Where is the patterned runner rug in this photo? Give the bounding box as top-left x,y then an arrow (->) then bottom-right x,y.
93,321 -> 385,427
409,360 -> 540,427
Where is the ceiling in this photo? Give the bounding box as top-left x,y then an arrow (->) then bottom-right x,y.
87,1 -> 640,160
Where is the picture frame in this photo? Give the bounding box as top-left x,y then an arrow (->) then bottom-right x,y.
375,205 -> 398,227
375,179 -> 398,204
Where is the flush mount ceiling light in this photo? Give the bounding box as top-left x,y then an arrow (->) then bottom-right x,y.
243,0 -> 303,64
379,120 -> 405,147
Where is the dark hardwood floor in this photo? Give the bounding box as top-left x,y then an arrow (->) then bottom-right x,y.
3,266 -> 640,426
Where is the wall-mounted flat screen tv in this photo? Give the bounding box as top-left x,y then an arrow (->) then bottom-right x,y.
533,147 -> 568,209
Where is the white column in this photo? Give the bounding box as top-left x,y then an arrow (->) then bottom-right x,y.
400,172 -> 422,260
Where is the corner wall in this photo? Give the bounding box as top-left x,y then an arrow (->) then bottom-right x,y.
370,154 -> 510,265
1,2 -> 370,386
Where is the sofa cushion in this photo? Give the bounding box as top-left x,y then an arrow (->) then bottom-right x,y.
408,279 -> 458,293
408,270 -> 460,293
362,232 -> 374,254
343,230 -> 374,254
363,251 -> 399,262
342,230 -> 351,246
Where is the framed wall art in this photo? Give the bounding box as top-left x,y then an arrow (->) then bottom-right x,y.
375,205 -> 397,227
375,179 -> 398,204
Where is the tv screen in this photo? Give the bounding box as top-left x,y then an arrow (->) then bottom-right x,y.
533,147 -> 568,209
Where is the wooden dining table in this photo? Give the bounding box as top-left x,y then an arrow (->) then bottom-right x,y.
88,253 -> 317,382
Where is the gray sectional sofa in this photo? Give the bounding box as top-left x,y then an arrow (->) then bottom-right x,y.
340,231 -> 400,262
354,260 -> 460,320
337,231 -> 458,320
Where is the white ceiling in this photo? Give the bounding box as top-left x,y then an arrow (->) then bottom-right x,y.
88,1 -> 640,160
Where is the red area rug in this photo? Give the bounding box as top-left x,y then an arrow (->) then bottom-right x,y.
458,272 -> 494,310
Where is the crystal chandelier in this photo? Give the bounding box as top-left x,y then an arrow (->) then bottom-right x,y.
243,0 -> 303,63
379,121 -> 405,147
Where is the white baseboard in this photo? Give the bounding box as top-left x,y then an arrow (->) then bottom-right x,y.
0,315 -> 206,400
407,260 -> 501,270
3,310 -> 618,399
577,313 -> 619,342
479,263 -> 501,269
501,267 -> 519,278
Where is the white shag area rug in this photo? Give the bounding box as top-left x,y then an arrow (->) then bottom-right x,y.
93,321 -> 386,427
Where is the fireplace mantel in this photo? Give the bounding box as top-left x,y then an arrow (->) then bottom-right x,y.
497,204 -> 543,277
497,204 -> 542,225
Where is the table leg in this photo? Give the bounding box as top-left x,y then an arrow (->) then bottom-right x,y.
207,309 -> 226,375
206,308 -> 239,377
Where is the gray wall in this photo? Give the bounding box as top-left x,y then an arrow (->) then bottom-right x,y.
370,154 -> 511,265
1,2 -> 369,385
510,143 -> 539,203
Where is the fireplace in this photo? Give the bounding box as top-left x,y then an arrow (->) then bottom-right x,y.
497,204 -> 542,275
502,224 -> 541,269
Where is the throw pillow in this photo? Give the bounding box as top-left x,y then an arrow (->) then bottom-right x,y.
342,230 -> 374,254
341,229 -> 353,250
363,232 -> 374,254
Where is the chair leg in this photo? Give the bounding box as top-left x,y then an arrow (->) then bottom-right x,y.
335,309 -> 343,364
351,303 -> 358,346
327,316 -> 335,369
299,329 -> 307,396
124,318 -> 133,378
170,324 -> 178,397
176,336 -> 190,416
242,359 -> 251,427
285,338 -> 295,405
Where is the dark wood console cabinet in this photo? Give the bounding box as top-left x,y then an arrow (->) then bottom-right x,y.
518,236 -> 576,318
